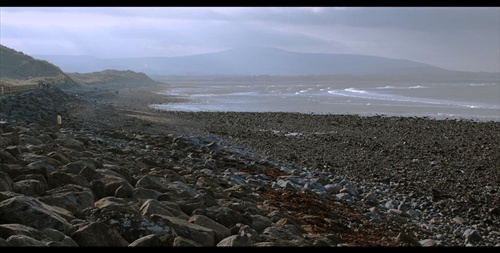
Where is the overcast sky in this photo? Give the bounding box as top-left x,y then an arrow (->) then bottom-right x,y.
1,7 -> 499,73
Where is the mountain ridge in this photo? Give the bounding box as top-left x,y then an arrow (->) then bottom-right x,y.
33,47 -> 499,82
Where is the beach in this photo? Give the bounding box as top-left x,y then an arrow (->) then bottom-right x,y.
73,83 -> 500,244
0,83 -> 499,246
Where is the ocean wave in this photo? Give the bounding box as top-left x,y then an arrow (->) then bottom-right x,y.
327,88 -> 499,110
375,85 -> 428,89
469,83 -> 498,86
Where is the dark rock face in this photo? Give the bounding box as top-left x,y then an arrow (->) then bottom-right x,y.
0,84 -> 499,247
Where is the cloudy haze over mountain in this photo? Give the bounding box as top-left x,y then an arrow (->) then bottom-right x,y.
1,7 -> 499,73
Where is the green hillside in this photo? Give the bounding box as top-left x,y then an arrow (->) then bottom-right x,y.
67,69 -> 158,85
0,44 -> 157,89
0,45 -> 75,83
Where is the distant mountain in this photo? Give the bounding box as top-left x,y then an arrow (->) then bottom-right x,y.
34,47 -> 499,82
0,44 -> 79,86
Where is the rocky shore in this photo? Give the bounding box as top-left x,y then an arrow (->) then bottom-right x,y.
0,83 -> 499,247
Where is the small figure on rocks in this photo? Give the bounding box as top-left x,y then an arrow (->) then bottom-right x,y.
55,114 -> 62,131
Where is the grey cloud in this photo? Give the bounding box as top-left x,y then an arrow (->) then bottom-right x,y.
227,7 -> 499,33
1,7 -> 498,72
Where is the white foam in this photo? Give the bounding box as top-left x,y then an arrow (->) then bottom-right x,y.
469,83 -> 498,86
344,88 -> 367,93
327,88 -> 499,110
375,85 -> 397,89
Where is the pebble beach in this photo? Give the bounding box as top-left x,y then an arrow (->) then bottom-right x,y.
0,83 -> 499,247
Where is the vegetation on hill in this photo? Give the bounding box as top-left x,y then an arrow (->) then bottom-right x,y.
67,69 -> 158,86
0,44 -> 157,89
0,45 -> 77,86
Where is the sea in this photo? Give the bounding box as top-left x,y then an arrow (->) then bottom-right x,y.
149,76 -> 500,122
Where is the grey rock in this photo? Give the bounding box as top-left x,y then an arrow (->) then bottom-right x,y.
172,236 -> 203,247
151,214 -> 215,246
5,234 -> 47,246
216,235 -> 253,247
188,214 -> 231,243
0,195 -> 74,234
128,234 -> 174,247
71,222 -> 129,246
